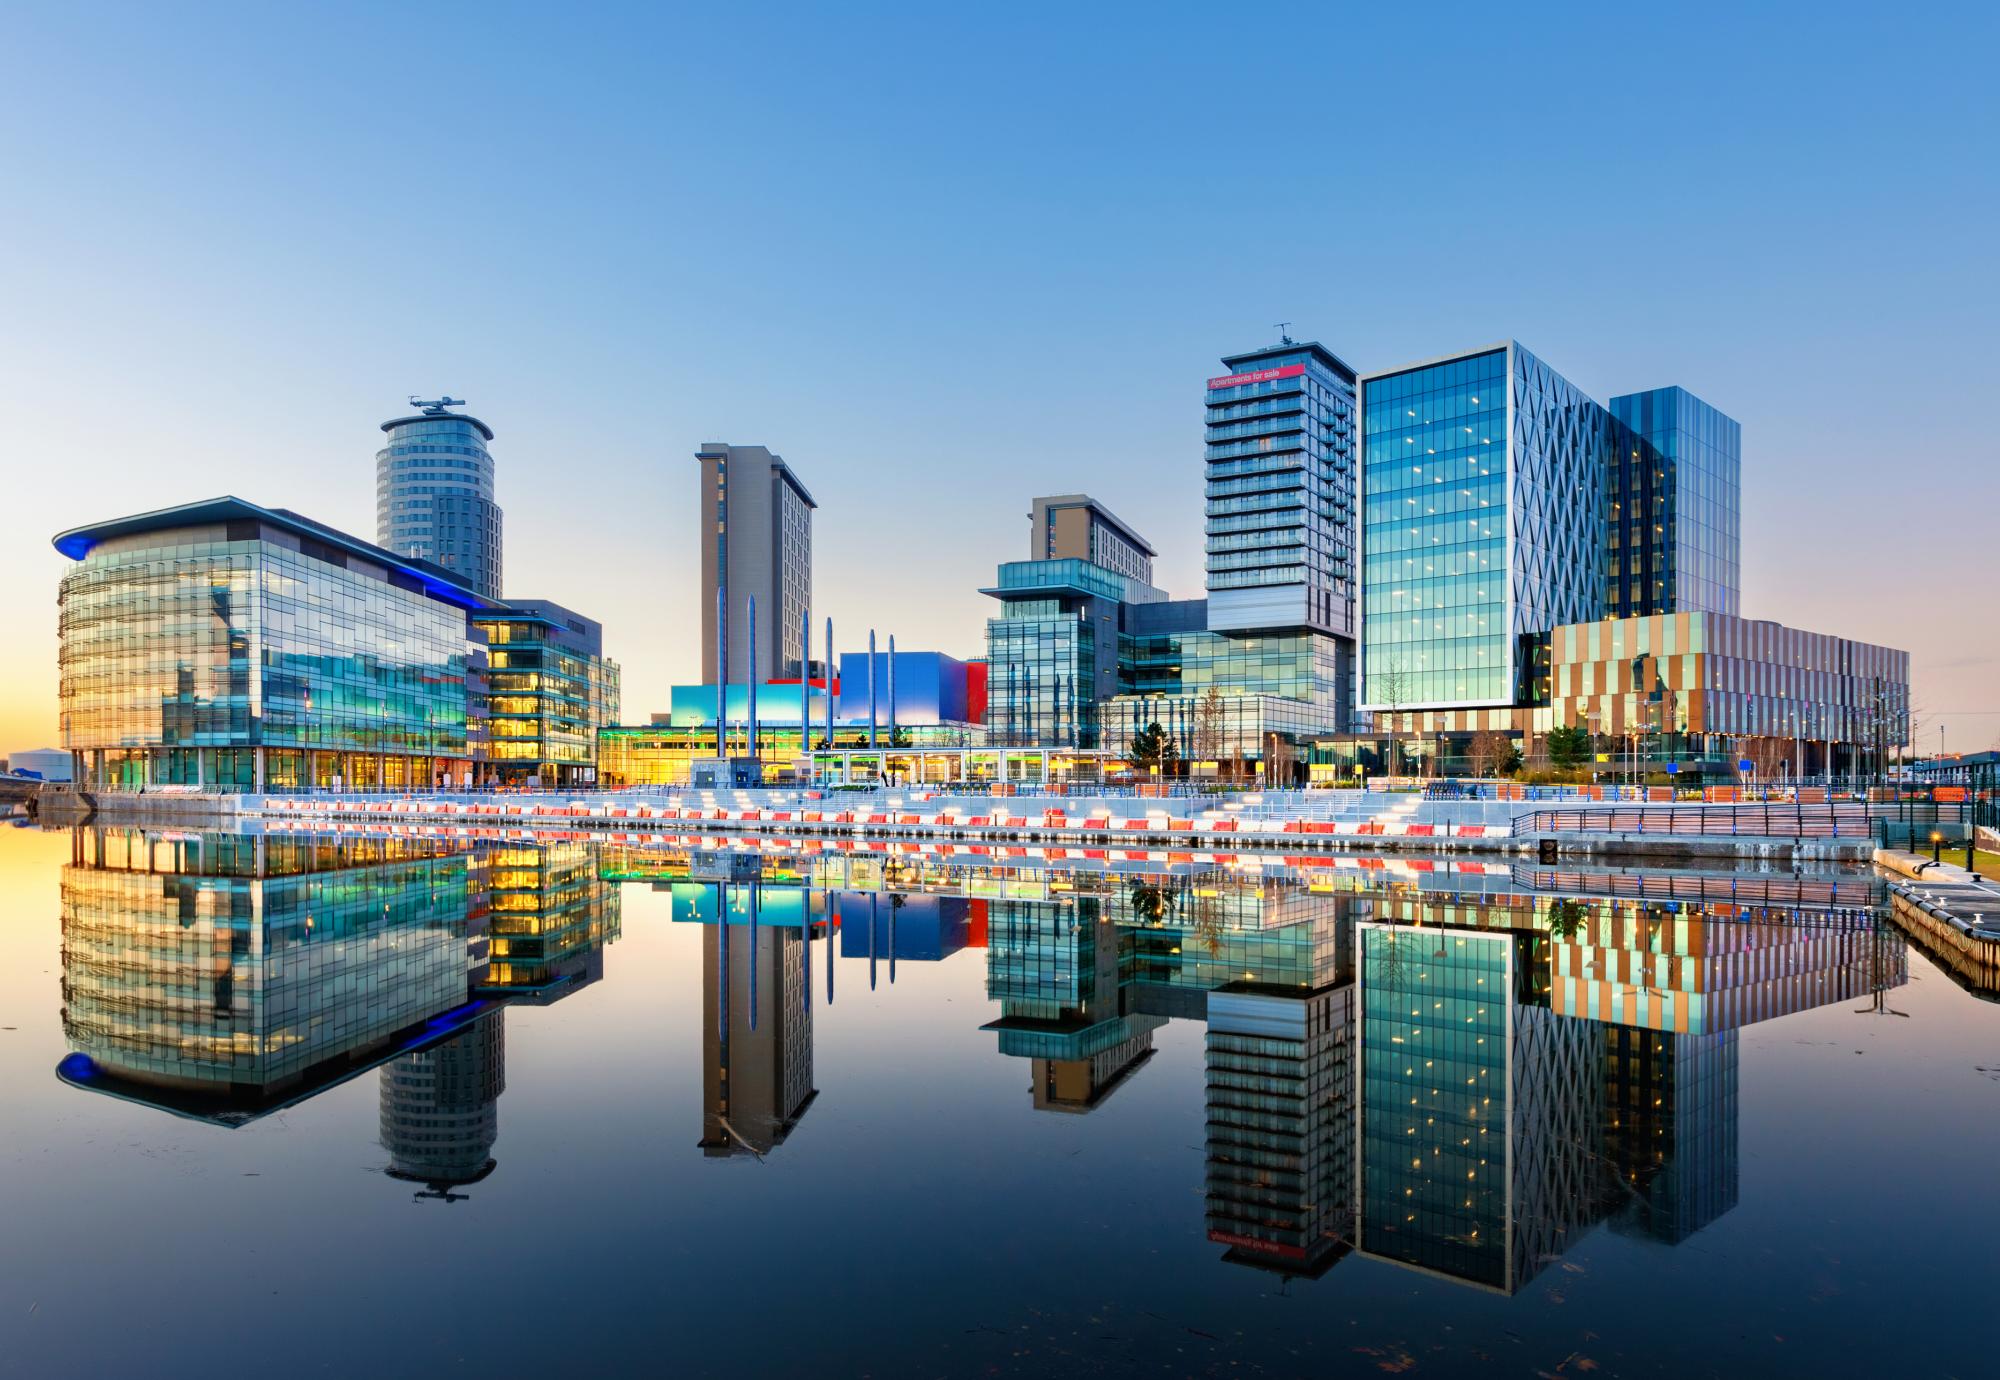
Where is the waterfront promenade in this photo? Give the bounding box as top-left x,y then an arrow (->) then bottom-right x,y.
94,784 -> 1893,863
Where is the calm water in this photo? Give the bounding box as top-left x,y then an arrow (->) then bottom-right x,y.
1,821 -> 1996,1379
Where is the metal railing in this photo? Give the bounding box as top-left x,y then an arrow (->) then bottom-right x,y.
1511,800 -> 1876,839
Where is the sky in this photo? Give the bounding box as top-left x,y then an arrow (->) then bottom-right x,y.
2,0 -> 1996,754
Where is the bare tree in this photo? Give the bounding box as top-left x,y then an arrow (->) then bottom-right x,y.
1373,657 -> 1410,776
1469,729 -> 1519,779
1745,736 -> 1790,781
1193,686 -> 1226,764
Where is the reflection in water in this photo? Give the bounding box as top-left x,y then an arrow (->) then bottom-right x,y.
55,826 -> 619,1204
52,826 -> 1909,1289
381,1012 -> 505,1198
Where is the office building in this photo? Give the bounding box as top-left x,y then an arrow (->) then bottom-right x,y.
377,397 -> 502,601
1030,494 -> 1155,584
1358,342 -> 1746,714
983,556 -> 1174,746
54,497 -> 495,791
1204,339 -> 1359,637
1360,343 -> 1612,711
1322,609 -> 1910,779
1606,388 -> 1741,619
471,599 -> 620,788
697,443 -> 816,683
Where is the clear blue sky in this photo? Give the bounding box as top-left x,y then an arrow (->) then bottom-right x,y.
3,0 -> 1996,751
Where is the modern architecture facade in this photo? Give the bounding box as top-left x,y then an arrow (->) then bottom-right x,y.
377,398 -> 502,601
1327,609 -> 1909,779
54,497 -> 495,792
1606,387 -> 1741,619
983,557 -> 1170,746
471,599 -> 620,788
1030,494 -> 1155,584
1204,340 -> 1358,637
697,443 -> 815,683
1358,342 -> 1745,715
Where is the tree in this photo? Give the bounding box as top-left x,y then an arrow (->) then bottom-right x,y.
1745,735 -> 1790,781
1128,720 -> 1177,773
1469,730 -> 1521,779
1546,723 -> 1592,770
1193,687 -> 1226,764
1372,658 -> 1411,775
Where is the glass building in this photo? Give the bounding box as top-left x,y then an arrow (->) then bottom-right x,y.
54,497 -> 495,792
1360,344 -> 1608,711
1359,343 -> 1745,716
471,600 -> 620,788
1205,339 -> 1359,638
1607,387 -> 1741,619
983,558 -> 1154,747
377,399 -> 502,601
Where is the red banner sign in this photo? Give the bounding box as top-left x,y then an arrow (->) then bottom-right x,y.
1207,363 -> 1306,391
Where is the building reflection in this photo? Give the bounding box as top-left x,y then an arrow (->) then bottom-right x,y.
1205,982 -> 1355,1278
57,827 -> 485,1125
56,827 -> 619,1204
380,1011 -> 505,1199
50,826 -> 1914,1259
671,865 -> 820,1156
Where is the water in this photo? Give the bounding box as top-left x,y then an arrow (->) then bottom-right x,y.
2,822 -> 1995,1378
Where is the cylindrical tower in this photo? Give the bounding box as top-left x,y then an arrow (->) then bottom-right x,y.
377,398 -> 503,600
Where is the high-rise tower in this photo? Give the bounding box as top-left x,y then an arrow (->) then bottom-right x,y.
377,396 -> 503,600
1204,340 -> 1358,636
696,442 -> 815,682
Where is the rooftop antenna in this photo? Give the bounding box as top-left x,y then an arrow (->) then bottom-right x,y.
1273,322 -> 1294,345
408,395 -> 466,416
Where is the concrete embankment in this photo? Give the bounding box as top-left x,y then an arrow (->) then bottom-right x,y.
1876,848 -> 2000,991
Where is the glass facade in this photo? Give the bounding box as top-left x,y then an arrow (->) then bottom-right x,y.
56,505 -> 487,791
1362,345 -> 1748,716
1204,342 -> 1359,637
982,559 -> 1134,747
1607,387 -> 1741,619
377,411 -> 502,601
472,606 -> 620,788
1362,345 -> 1612,711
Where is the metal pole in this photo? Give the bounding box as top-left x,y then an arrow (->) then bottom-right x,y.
868,631 -> 878,752
801,603 -> 812,781
825,617 -> 836,760
746,594 -> 758,772
888,634 -> 897,750
716,585 -> 728,757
